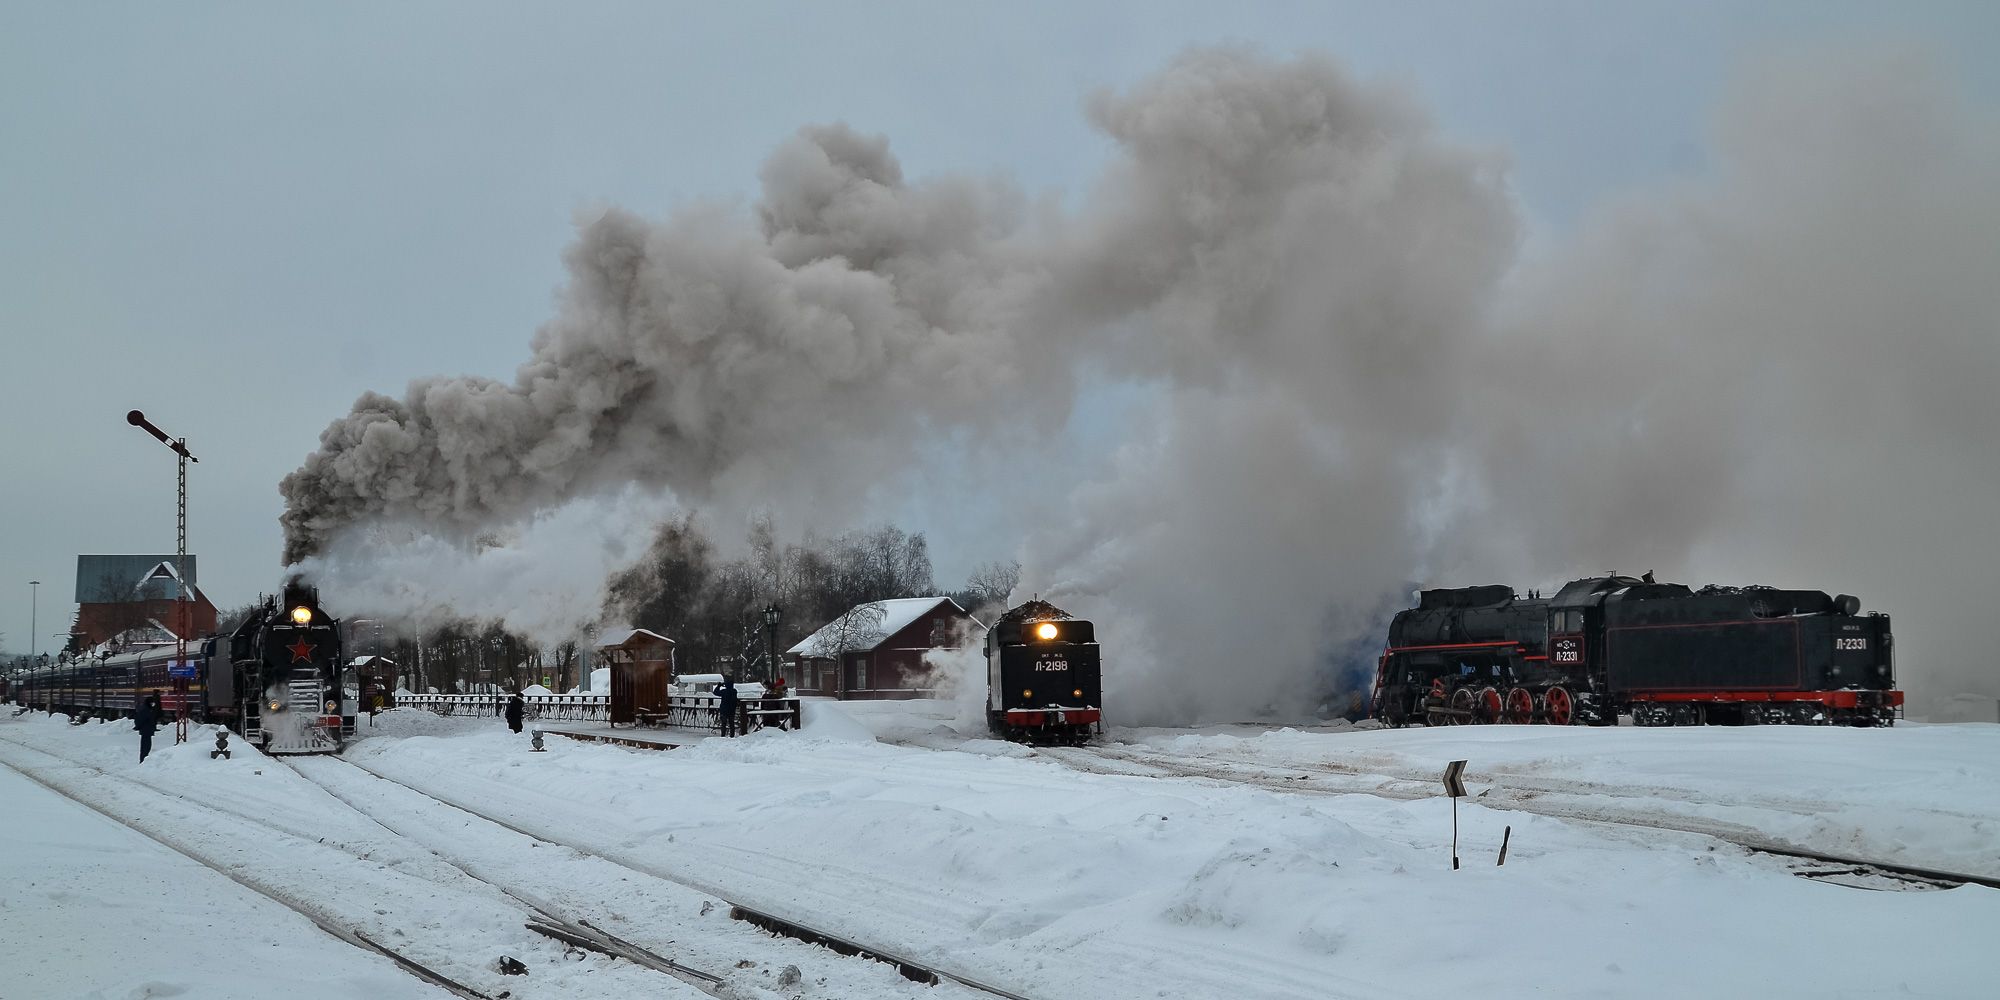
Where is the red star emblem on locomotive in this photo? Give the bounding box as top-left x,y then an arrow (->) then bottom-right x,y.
287,640 -> 315,663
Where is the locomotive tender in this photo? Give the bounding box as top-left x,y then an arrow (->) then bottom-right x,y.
986,600 -> 1102,744
1371,574 -> 1901,727
11,581 -> 354,753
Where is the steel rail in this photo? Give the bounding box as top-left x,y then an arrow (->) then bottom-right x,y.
0,738 -> 492,1000
335,755 -> 1038,1000
1041,743 -> 2000,891
282,756 -> 726,995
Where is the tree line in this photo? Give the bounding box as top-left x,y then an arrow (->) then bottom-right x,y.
205,518 -> 1022,695
602,516 -> 1019,682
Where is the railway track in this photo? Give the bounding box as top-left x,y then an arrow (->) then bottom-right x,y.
1036,742 -> 2000,892
0,736 -> 492,999
331,755 -> 1038,1000
0,731 -> 737,999
278,755 -> 726,995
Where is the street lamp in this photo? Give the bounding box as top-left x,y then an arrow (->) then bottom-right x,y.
762,604 -> 782,688
28,580 -> 39,659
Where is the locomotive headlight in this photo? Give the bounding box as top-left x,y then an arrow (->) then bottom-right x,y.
325,699 -> 337,713
1073,688 -> 1083,698
268,699 -> 282,712
289,606 -> 312,624
1035,623 -> 1058,640
1022,689 -> 1033,699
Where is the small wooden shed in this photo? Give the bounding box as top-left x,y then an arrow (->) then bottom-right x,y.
597,628 -> 676,726
351,655 -> 398,713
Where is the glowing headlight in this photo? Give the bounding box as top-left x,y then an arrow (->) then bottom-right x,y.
268,700 -> 282,712
1073,688 -> 1083,698
289,606 -> 312,624
1022,689 -> 1033,699
1035,623 -> 1058,640
325,700 -> 337,713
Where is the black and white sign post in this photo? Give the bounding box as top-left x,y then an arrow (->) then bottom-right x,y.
1442,759 -> 1468,870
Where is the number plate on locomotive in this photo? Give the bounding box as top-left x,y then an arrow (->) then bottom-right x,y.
1835,637 -> 1868,650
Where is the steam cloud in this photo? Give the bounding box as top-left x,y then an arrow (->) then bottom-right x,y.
283,47 -> 1998,722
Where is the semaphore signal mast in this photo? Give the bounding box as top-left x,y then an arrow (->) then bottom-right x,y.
127,409 -> 197,745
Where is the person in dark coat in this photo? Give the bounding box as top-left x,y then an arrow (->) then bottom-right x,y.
715,677 -> 739,737
134,694 -> 161,762
505,692 -> 525,734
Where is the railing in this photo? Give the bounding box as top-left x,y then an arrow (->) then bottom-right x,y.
394,691 -> 801,734
396,693 -> 610,723
642,694 -> 800,735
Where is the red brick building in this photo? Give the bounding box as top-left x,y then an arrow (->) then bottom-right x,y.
786,597 -> 985,700
72,555 -> 218,649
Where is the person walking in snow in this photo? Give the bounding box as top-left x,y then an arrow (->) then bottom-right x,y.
134,694 -> 161,762
715,677 -> 739,737
505,691 -> 525,734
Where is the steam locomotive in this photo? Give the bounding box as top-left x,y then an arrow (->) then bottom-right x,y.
1371,575 -> 1901,727
986,600 -> 1101,744
11,581 -> 354,753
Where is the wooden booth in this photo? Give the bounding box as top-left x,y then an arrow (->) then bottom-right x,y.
352,655 -> 398,714
598,628 -> 676,726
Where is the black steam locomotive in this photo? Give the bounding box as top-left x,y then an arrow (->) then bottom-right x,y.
12,581 -> 354,753
986,600 -> 1101,744
1371,575 -> 1900,727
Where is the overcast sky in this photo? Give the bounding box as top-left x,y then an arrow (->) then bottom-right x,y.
2,1 -> 1995,657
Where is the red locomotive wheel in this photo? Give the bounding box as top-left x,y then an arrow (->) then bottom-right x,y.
1504,687 -> 1534,724
1476,686 -> 1503,724
1448,687 -> 1475,725
1544,686 -> 1574,726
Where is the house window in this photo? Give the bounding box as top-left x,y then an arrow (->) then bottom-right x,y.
930,618 -> 951,647
856,656 -> 869,690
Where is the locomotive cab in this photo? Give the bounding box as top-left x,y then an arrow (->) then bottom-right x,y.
986,601 -> 1101,745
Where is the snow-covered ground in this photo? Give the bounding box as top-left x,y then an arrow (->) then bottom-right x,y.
2,704 -> 1996,999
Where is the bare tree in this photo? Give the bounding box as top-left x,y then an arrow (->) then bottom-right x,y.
964,560 -> 1021,612
812,601 -> 888,698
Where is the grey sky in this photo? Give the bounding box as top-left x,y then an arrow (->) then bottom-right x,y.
3,1 -> 1995,656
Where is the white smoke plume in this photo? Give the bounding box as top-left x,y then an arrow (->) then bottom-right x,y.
290,488 -> 677,646
282,47 -> 1998,722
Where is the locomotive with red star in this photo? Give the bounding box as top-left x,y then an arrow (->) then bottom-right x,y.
11,580 -> 353,753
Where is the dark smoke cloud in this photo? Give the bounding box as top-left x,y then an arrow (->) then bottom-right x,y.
284,47 -> 1998,722
281,122 -> 1058,565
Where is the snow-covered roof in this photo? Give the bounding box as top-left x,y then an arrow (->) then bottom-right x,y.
594,627 -> 675,649
787,597 -> 982,657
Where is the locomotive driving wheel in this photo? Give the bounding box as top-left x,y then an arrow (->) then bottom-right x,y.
1542,686 -> 1574,726
1475,686 -> 1503,724
1423,680 -> 1449,726
1447,687 -> 1475,725
1503,687 -> 1535,724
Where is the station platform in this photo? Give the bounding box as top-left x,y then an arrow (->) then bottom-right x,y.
536,724 -> 700,750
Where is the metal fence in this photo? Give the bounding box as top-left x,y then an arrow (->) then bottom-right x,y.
395,693 -> 610,723
394,691 -> 800,734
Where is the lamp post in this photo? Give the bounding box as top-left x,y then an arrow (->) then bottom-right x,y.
28,580 -> 39,660
762,604 -> 782,688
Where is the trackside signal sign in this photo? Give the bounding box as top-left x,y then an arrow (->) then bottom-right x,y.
1442,759 -> 1468,798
